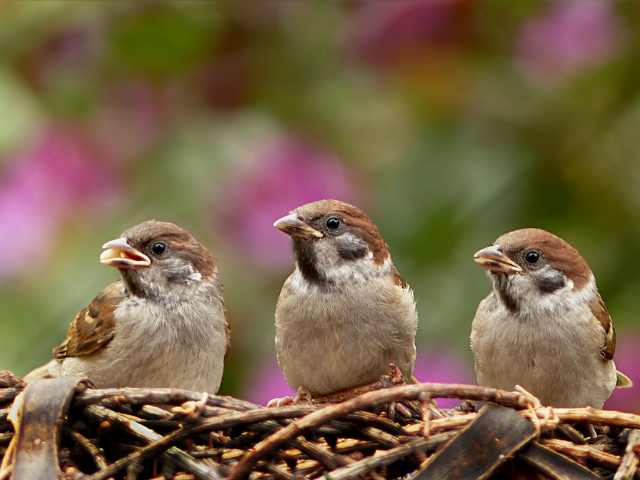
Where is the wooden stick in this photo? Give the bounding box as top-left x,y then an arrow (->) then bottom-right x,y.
615,429 -> 640,480
68,430 -> 108,470
327,433 -> 454,480
550,408 -> 640,429
227,383 -> 531,480
75,388 -> 258,412
84,405 -> 222,480
542,438 -> 621,470
82,404 -> 320,480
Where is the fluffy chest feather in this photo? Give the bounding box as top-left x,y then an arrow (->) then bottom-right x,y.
471,292 -> 616,407
61,290 -> 227,392
275,269 -> 417,395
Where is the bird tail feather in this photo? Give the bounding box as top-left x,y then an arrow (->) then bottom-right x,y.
616,370 -> 633,389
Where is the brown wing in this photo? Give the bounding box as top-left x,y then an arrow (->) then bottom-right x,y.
53,282 -> 123,359
589,293 -> 616,360
224,314 -> 231,358
391,265 -> 407,289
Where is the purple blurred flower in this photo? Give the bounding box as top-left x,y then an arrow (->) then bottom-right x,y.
349,0 -> 472,67
414,349 -> 474,408
244,359 -> 293,406
216,137 -> 357,268
0,128 -> 118,279
606,334 -> 640,412
244,349 -> 473,408
516,0 -> 622,84
92,82 -> 163,163
21,25 -> 103,89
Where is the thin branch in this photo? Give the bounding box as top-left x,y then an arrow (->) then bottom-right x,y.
75,388 -> 258,412
68,430 -> 108,470
615,429 -> 640,480
83,405 -> 222,480
542,438 -> 621,470
326,433 -> 455,480
550,408 -> 640,429
227,383 -> 531,480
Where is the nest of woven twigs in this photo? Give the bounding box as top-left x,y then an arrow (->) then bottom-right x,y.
0,370 -> 639,480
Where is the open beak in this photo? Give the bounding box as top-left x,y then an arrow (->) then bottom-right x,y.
273,213 -> 323,239
474,245 -> 523,274
100,238 -> 151,269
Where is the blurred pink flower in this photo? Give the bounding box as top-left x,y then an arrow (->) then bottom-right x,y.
605,334 -> 640,413
414,349 -> 474,408
244,359 -> 292,406
216,137 -> 357,268
516,0 -> 622,84
244,349 -> 473,408
0,128 -> 117,279
349,0 -> 472,67
92,82 -> 163,163
20,25 -> 103,89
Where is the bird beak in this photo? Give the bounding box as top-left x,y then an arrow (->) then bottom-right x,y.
273,213 -> 323,239
473,245 -> 523,274
100,238 -> 151,269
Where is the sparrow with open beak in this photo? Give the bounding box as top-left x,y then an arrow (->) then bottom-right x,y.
25,220 -> 229,393
273,200 -> 418,399
471,228 -> 632,408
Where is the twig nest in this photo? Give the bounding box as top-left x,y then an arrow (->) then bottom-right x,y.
0,372 -> 639,479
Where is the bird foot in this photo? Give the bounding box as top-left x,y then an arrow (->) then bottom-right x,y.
267,387 -> 313,407
456,400 -> 478,413
311,363 -> 408,404
379,363 -> 407,388
171,392 -> 208,421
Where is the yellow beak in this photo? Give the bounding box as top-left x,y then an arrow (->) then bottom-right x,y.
273,213 -> 323,239
100,237 -> 151,269
473,245 -> 523,274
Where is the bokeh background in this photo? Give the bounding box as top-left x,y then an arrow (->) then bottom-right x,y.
1,0 -> 639,411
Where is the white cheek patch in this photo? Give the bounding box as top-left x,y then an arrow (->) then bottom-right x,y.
503,271 -> 596,318
164,258 -> 203,284
188,271 -> 202,282
313,238 -> 342,269
292,236 -> 393,292
317,232 -> 391,285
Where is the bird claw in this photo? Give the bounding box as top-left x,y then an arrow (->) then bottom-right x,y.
171,392 -> 208,421
380,363 -> 406,388
457,400 -> 478,413
267,387 -> 313,407
267,396 -> 294,408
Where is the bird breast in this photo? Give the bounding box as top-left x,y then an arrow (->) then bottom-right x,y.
275,269 -> 417,395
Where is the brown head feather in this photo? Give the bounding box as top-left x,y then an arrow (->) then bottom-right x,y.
495,228 -> 616,360
495,228 -> 592,290
295,200 -> 390,265
123,220 -> 216,278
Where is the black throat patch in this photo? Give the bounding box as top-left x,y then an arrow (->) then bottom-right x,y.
119,269 -> 146,298
493,275 -> 520,314
293,239 -> 329,286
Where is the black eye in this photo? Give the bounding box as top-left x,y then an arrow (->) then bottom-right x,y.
525,250 -> 540,264
326,216 -> 341,230
150,241 -> 167,256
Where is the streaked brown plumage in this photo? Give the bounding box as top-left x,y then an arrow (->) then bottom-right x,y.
26,220 -> 229,393
273,200 -> 418,397
471,228 -> 631,407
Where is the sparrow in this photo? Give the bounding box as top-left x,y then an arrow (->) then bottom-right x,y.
273,199 -> 418,398
471,228 -> 632,408
25,220 -> 229,393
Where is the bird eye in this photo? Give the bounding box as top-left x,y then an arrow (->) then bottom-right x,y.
326,216 -> 341,230
525,250 -> 541,264
150,241 -> 167,256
